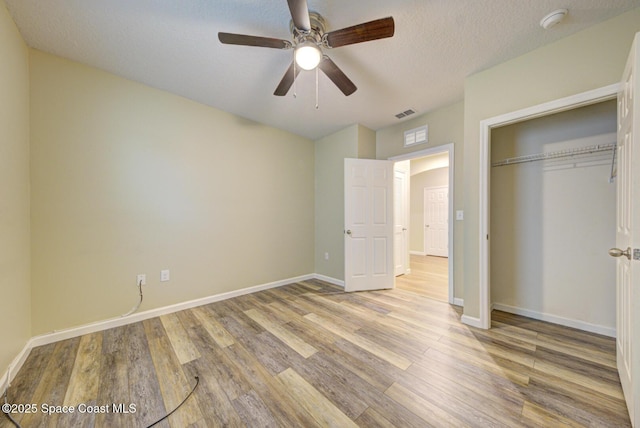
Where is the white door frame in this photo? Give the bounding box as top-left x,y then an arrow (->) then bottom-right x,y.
393,161 -> 410,276
389,144 -> 455,304
477,83 -> 620,329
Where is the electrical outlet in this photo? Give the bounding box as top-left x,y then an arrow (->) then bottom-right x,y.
324,252 -> 329,260
136,274 -> 146,286
160,269 -> 170,282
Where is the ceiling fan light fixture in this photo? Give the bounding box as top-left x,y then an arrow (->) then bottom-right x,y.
295,42 -> 322,70
218,3 -> 394,97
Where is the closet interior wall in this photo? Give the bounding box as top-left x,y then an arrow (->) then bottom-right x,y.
490,100 -> 617,334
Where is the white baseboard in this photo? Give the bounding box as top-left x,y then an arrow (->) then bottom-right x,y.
409,250 -> 426,256
2,272 -> 331,393
313,274 -> 344,288
452,298 -> 464,307
492,303 -> 616,338
461,314 -> 484,329
0,341 -> 33,397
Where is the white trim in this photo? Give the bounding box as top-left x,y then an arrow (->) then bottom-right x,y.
478,83 -> 620,330
388,145 -> 452,163
492,303 -> 616,338
409,250 -> 426,256
29,274 -> 315,348
461,314 -> 483,328
313,274 -> 345,288
481,83 -> 620,130
479,117 -> 491,329
389,143 -> 455,305
1,272 -> 340,391
0,342 -> 32,397
453,298 -> 464,307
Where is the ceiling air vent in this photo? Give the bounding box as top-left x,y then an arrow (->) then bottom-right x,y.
395,108 -> 416,119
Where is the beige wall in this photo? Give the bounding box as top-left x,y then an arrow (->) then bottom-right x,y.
29,50 -> 315,335
463,9 -> 640,319
376,101 -> 464,161
376,101 -> 464,300
5,2 -> 639,376
314,125 -> 358,280
0,3 -> 31,379
314,124 -> 376,280
357,124 -> 376,160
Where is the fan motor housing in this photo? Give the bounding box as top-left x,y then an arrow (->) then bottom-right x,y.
290,11 -> 327,42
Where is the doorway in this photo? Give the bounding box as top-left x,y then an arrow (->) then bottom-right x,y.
391,144 -> 454,304
490,100 -> 617,336
477,83 -> 620,329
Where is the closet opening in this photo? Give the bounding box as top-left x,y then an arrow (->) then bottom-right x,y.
489,99 -> 617,336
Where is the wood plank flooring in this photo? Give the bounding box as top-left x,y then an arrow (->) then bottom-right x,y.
2,279 -> 630,427
396,255 -> 448,302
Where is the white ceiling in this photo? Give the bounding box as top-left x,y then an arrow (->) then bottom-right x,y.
4,0 -> 640,140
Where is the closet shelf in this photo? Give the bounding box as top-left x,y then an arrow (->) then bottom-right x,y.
491,142 -> 616,167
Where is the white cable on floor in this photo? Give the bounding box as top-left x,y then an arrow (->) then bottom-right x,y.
121,280 -> 143,317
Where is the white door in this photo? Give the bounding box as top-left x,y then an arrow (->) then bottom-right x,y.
611,32 -> 640,426
344,158 -> 394,292
393,161 -> 410,276
424,186 -> 449,257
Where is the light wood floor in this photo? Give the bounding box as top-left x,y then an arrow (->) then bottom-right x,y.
396,255 -> 448,302
2,279 -> 629,427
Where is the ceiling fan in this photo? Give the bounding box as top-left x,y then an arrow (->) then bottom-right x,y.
218,0 -> 395,97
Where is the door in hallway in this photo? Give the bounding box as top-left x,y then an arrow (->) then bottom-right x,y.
424,186 -> 448,257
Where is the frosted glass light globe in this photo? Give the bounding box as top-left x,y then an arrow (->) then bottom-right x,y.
295,43 -> 322,70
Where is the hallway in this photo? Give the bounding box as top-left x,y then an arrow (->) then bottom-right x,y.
396,255 -> 448,303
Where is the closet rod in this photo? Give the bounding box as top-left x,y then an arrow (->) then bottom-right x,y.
491,142 -> 616,167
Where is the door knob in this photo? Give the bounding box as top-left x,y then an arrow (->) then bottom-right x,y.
345,229 -> 352,236
609,247 -> 631,260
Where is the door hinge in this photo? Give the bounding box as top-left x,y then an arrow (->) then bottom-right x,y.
634,248 -> 640,260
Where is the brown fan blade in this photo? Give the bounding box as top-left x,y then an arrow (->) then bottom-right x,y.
319,56 -> 357,96
287,0 -> 311,31
274,62 -> 301,96
324,17 -> 395,48
218,32 -> 292,49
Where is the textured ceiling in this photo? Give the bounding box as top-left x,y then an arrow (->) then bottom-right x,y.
4,0 -> 640,140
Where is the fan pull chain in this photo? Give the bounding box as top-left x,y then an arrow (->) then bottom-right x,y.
315,66 -> 319,109
293,56 -> 297,98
